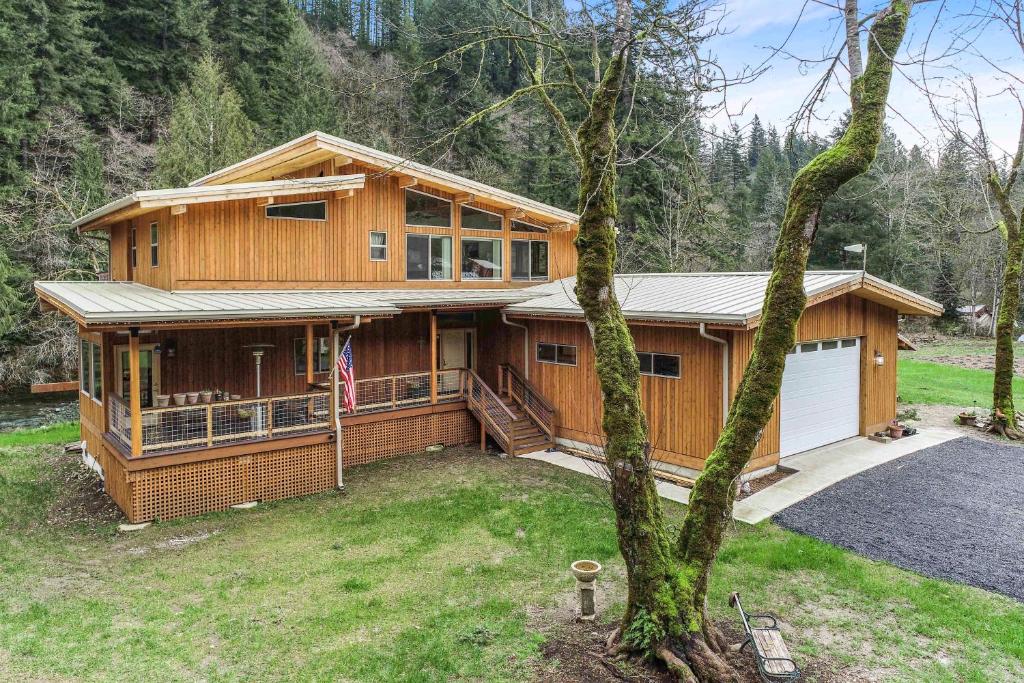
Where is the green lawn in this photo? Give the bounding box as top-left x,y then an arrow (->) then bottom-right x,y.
898,359 -> 1024,407
0,421 -> 80,448
2,436 -> 1023,681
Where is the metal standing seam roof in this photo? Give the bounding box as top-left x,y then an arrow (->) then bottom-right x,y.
507,271 -> 943,323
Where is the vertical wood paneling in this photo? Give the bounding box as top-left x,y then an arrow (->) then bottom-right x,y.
861,300 -> 898,433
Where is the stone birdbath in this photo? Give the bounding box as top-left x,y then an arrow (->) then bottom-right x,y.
571,560 -> 602,620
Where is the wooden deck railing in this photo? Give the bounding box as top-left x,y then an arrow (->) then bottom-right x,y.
465,370 -> 518,454
498,364 -> 555,440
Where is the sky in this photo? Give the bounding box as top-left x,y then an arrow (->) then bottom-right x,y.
705,0 -> 1022,158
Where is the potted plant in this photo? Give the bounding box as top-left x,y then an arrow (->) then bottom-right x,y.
187,391 -> 200,405
957,410 -> 977,426
199,389 -> 212,404
237,407 -> 254,420
888,419 -> 905,439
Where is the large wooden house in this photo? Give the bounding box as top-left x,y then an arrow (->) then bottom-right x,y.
35,132 -> 942,523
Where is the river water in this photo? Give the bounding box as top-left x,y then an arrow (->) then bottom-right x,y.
0,392 -> 79,431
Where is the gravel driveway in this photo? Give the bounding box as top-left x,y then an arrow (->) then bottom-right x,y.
775,436 -> 1024,601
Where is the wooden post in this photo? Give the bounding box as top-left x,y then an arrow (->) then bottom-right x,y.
429,311 -> 438,404
305,323 -> 315,387
331,322 -> 343,489
128,328 -> 142,457
480,420 -> 487,451
206,404 -> 213,447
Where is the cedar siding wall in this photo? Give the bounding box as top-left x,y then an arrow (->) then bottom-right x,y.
519,292 -> 900,474
109,161 -> 576,290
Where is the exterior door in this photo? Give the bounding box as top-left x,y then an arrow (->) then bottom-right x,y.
438,329 -> 474,370
115,344 -> 161,408
778,337 -> 860,457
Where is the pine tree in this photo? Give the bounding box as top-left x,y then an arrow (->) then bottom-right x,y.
265,22 -> 342,143
155,54 -> 257,187
747,114 -> 765,168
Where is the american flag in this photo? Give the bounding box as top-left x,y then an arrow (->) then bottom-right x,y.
336,336 -> 356,413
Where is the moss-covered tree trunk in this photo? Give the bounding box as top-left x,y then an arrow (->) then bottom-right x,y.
990,181 -> 1023,433
674,0 -> 911,632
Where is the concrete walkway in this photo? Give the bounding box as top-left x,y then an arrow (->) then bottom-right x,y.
521,426 -> 961,523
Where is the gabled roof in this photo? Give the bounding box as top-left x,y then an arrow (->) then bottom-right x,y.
507,271 -> 942,325
73,175 -> 365,232
188,131 -> 579,229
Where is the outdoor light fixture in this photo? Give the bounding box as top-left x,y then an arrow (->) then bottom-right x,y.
874,351 -> 885,367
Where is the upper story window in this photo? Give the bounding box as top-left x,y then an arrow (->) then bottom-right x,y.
461,205 -> 502,231
80,339 -> 102,400
294,337 -> 331,375
369,231 -> 388,261
638,352 -> 680,378
512,239 -> 549,281
130,227 -> 137,269
406,189 -> 451,227
150,222 -> 159,267
537,342 -> 577,366
461,237 -> 502,280
511,219 -> 547,233
266,200 -> 327,221
406,234 -> 452,280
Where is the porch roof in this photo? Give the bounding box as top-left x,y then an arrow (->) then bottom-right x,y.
507,271 -> 943,325
35,281 -> 399,327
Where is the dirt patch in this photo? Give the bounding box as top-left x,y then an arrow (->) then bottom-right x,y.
737,468 -> 794,500
46,451 -> 123,530
923,354 -> 1024,375
901,404 -> 1024,448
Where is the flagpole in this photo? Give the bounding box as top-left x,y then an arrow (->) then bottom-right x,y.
332,324 -> 342,490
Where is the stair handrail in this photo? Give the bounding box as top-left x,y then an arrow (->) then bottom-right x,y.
464,370 -> 517,453
499,364 -> 555,439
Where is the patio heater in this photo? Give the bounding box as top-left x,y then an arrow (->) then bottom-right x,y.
241,343 -> 276,397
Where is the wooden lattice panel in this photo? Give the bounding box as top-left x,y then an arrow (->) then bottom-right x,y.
342,410 -> 476,466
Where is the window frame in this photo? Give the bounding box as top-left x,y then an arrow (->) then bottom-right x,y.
369,231 -> 388,261
536,342 -> 577,367
293,337 -> 331,376
130,226 -> 137,269
405,233 -> 454,281
404,188 -> 452,228
80,338 -> 103,404
460,236 -> 503,281
511,239 -> 550,281
511,218 -> 548,233
149,222 -> 159,267
265,200 -> 328,222
460,204 -> 504,231
637,351 -> 681,379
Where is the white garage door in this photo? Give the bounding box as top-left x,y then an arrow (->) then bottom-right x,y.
779,337 -> 860,457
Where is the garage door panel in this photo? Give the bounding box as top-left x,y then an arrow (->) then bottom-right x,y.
779,339 -> 860,457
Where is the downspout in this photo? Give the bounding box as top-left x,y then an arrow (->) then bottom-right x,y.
332,316 -> 361,490
501,310 -> 529,379
699,323 -> 729,427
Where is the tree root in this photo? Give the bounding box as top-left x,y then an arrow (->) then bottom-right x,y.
657,647 -> 698,683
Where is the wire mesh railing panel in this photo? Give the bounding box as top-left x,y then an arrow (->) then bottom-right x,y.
210,400 -> 269,445
108,394 -> 132,451
270,393 -> 331,435
353,372 -> 431,413
142,404 -> 209,452
436,369 -> 463,400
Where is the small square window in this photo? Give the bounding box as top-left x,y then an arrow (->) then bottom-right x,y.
638,351 -> 680,378
537,343 -> 557,363
841,338 -> 857,348
800,343 -> 819,353
370,231 -> 388,261
556,345 -> 577,366
821,340 -> 838,350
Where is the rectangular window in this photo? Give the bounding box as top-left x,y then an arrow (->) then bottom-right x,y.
800,342 -> 819,353
130,227 -> 137,268
80,339 -> 102,400
80,340 -> 89,393
91,342 -> 103,399
461,237 -> 502,280
369,231 -> 388,261
294,337 -> 331,375
637,352 -> 681,378
461,205 -> 503,230
537,342 -> 577,366
266,200 -> 327,221
406,234 -> 452,280
841,338 -> 857,348
405,189 -> 451,227
511,240 -> 549,281
511,219 -> 547,233
821,340 -> 839,350
150,222 -> 159,267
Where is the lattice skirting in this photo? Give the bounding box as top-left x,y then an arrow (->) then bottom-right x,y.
102,409 -> 478,523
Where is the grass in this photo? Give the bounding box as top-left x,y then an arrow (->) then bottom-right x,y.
0,421 -> 80,448
898,359 -> 1024,407
2,444 -> 1023,682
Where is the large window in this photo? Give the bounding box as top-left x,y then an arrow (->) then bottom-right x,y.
461,238 -> 502,280
511,219 -> 547,233
369,231 -> 388,261
405,189 -> 451,227
537,342 -> 577,366
294,337 -> 331,375
406,234 -> 453,280
461,205 -> 503,230
266,200 -> 327,221
637,352 -> 680,379
512,240 -> 549,281
80,339 -> 102,400
150,222 -> 159,267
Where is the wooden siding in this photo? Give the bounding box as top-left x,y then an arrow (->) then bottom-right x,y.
106,160 -> 576,290
861,300 -> 898,433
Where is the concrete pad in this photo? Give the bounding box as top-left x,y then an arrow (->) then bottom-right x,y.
520,450 -> 691,504
732,427 -> 961,524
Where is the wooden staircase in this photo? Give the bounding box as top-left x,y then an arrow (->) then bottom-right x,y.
502,396 -> 553,455
464,366 -> 556,456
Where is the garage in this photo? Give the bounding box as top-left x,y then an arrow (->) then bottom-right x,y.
779,337 -> 861,457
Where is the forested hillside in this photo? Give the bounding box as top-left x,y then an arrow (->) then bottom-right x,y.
0,0 -> 1004,390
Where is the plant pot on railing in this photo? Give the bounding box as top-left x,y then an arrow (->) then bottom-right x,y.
156,394 -> 170,408
173,393 -> 187,406
187,392 -> 200,405
199,390 -> 212,404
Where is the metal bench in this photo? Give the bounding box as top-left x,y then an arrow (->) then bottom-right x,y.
730,592 -> 800,683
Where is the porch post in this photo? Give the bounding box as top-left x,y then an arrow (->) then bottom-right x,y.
429,311 -> 437,404
128,327 -> 142,457
331,321 -> 343,489
305,323 -> 315,387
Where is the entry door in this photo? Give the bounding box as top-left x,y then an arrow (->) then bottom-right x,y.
438,329 -> 474,370
778,338 -> 860,457
115,344 -> 161,408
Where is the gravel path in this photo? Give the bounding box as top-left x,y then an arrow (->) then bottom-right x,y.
775,436 -> 1024,602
